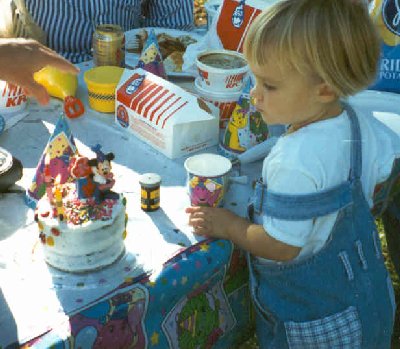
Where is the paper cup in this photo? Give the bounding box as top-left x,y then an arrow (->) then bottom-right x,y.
184,153 -> 232,207
84,66 -> 124,113
196,49 -> 249,93
0,80 -> 27,114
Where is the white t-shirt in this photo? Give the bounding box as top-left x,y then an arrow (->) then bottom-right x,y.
262,106 -> 400,259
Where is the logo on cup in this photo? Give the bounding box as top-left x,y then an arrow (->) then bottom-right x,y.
188,176 -> 225,207
225,73 -> 245,89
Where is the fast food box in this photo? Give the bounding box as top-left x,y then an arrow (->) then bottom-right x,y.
115,68 -> 219,159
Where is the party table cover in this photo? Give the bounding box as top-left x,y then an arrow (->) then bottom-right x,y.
0,96 -> 258,348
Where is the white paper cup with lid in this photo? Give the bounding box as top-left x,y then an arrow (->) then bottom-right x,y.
195,49 -> 249,93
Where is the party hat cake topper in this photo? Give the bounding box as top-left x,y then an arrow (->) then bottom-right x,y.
219,78 -> 269,157
25,113 -> 78,208
136,29 -> 167,79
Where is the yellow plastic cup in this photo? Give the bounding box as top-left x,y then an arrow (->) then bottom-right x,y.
84,66 -> 124,113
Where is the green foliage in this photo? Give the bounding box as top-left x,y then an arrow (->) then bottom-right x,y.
377,219 -> 400,348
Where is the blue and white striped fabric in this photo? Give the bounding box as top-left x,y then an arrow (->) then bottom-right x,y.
25,0 -> 194,63
143,0 -> 194,31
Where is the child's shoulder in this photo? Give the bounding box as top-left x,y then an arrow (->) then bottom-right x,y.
273,113 -> 349,160
265,112 -> 351,185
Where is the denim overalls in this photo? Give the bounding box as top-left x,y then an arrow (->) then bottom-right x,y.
247,104 -> 396,348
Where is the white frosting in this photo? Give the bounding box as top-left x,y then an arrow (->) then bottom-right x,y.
36,196 -> 127,273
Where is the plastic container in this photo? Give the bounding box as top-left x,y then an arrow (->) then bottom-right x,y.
84,66 -> 124,113
205,0 -> 222,29
139,173 -> 161,212
196,49 -> 249,93
194,78 -> 241,128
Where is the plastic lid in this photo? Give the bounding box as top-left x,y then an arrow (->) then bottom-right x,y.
139,173 -> 162,187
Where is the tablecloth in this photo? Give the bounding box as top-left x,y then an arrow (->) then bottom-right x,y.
0,62 -> 260,348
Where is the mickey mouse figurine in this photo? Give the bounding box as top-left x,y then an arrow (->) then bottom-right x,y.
88,144 -> 119,203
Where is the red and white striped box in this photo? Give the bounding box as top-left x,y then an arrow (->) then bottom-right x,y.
115,68 -> 219,159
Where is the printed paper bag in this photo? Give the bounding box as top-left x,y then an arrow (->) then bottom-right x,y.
369,0 -> 400,93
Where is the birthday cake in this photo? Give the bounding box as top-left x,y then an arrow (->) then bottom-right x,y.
34,145 -> 127,273
26,115 -> 127,273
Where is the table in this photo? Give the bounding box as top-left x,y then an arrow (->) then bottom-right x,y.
0,62 -> 261,349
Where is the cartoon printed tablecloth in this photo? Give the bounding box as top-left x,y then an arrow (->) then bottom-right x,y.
14,241 -> 253,349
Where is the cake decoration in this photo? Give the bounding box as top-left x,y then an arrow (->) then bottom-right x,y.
88,144 -> 119,203
136,29 -> 167,79
30,114 -> 127,273
26,114 -> 78,209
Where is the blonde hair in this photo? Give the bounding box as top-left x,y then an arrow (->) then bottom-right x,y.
244,0 -> 380,97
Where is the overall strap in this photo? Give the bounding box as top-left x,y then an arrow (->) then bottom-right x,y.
258,103 -> 361,221
345,102 -> 362,182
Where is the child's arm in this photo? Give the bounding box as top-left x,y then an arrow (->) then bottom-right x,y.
186,206 -> 301,261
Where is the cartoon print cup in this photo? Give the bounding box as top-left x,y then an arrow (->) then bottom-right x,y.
184,153 -> 232,207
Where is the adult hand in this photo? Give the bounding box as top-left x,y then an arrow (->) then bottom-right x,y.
0,38 -> 79,105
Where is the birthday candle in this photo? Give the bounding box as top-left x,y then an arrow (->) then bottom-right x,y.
53,176 -> 64,221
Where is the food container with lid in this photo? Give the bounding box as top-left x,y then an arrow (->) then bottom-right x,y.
195,49 -> 249,93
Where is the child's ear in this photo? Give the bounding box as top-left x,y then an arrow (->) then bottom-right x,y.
315,82 -> 338,103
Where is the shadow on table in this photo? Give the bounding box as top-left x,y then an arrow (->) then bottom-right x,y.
0,192 -> 32,241
0,288 -> 19,348
148,207 -> 193,248
43,253 -> 148,348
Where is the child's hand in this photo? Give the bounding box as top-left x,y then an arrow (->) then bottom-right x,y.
185,206 -> 239,239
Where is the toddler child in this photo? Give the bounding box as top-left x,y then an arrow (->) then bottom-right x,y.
186,0 -> 400,347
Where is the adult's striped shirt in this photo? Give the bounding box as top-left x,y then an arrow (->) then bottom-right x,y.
25,0 -> 194,63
